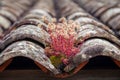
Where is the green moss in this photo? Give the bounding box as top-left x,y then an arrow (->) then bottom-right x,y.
50,56 -> 62,68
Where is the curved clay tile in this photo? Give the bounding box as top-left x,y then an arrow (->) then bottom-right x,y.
0,41 -> 59,74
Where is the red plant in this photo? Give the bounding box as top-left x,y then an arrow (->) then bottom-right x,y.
45,18 -> 80,65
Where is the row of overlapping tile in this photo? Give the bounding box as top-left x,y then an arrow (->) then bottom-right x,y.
0,0 -> 120,78
74,0 -> 120,37
0,0 -> 38,37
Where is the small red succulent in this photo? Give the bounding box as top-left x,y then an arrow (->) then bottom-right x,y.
45,18 -> 80,66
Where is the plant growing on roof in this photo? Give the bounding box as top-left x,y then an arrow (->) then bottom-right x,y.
44,17 -> 81,71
